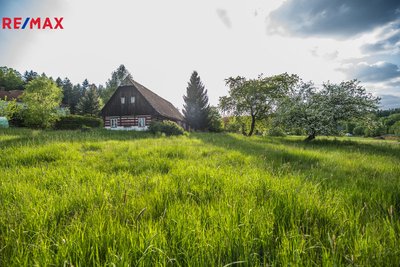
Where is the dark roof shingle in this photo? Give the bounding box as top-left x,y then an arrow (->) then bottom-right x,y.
105,77 -> 183,121
128,79 -> 183,121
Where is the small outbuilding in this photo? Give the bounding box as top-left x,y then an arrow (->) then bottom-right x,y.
100,77 -> 184,130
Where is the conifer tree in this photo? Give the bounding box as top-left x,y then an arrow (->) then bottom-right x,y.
101,64 -> 132,103
76,84 -> 102,116
183,71 -> 210,130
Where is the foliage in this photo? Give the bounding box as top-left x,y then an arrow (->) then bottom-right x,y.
58,77 -> 83,114
376,108 -> 400,117
222,116 -> 269,135
182,71 -> 210,131
384,113 -> 400,133
207,106 -> 223,132
54,115 -> 103,130
21,76 -> 63,128
220,73 -> 299,136
268,127 -> 286,136
353,126 -> 366,136
278,80 -> 380,141
0,129 -> 399,266
148,120 -> 184,136
100,64 -> 132,103
391,121 -> 400,136
23,70 -> 39,83
76,84 -> 103,116
0,66 -> 24,90
0,97 -> 20,120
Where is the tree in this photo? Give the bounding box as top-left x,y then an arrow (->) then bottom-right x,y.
182,71 -> 210,131
208,106 -> 223,132
21,76 -> 63,128
82,79 -> 90,91
391,121 -> 400,136
76,84 -> 102,116
0,97 -> 19,120
278,80 -> 380,141
101,64 -> 132,103
219,73 -> 299,136
59,78 -> 76,113
0,67 -> 24,90
23,70 -> 38,83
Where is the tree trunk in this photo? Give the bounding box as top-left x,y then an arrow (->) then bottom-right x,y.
305,132 -> 316,141
248,115 -> 256,136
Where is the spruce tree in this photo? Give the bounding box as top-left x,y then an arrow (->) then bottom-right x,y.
101,64 -> 132,103
76,84 -> 102,116
183,71 -> 210,130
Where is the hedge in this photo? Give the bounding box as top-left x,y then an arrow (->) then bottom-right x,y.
148,120 -> 184,136
54,115 -> 103,130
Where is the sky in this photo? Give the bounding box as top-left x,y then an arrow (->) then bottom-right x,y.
1,0 -> 400,110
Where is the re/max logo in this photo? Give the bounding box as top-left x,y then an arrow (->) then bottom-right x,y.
1,17 -> 64,29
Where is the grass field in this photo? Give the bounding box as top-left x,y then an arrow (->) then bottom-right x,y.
0,128 -> 399,266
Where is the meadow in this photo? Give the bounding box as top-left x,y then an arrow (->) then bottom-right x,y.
0,128 -> 399,266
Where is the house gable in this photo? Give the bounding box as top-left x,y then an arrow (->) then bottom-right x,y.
101,85 -> 157,117
101,78 -> 183,122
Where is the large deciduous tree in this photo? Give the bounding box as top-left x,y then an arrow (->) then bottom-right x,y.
182,71 -> 210,131
22,76 -> 63,128
219,73 -> 299,136
278,80 -> 380,141
0,67 -> 24,90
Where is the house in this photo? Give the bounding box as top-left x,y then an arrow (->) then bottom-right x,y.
0,90 -> 23,101
100,77 -> 184,130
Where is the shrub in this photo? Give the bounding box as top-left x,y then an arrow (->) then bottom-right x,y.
149,120 -> 184,136
54,115 -> 103,130
268,127 -> 286,137
353,126 -> 366,136
365,124 -> 386,137
391,121 -> 400,136
288,127 -> 305,136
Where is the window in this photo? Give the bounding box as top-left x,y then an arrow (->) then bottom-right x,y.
121,97 -> 125,104
130,96 -> 135,104
110,118 -> 118,128
138,117 -> 146,127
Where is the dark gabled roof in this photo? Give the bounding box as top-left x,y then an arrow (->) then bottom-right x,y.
103,77 -> 184,121
0,90 -> 23,101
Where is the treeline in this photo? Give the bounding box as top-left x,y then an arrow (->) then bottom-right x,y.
0,65 -> 132,115
219,74 -> 399,140
0,65 -> 132,128
183,71 -> 398,140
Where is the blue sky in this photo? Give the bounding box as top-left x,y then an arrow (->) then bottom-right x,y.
1,0 -> 399,109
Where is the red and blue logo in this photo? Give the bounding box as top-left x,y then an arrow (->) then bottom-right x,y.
2,17 -> 64,29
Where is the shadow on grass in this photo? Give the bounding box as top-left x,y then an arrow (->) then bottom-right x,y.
191,133 -> 400,194
0,128 -> 154,149
248,135 -> 400,161
191,133 -> 322,173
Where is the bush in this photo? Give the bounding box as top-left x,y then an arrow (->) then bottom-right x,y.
365,124 -> 386,137
353,126 -> 366,136
268,127 -> 286,137
149,120 -> 184,136
54,115 -> 103,130
391,121 -> 400,136
288,127 -> 305,136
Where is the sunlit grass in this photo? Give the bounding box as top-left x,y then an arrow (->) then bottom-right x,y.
0,128 -> 399,266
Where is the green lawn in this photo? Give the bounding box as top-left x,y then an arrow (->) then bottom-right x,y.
0,129 -> 399,266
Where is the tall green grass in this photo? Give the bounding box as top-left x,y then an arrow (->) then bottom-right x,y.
0,128 -> 399,266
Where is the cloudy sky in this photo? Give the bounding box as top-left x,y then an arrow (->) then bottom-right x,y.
1,0 -> 400,109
